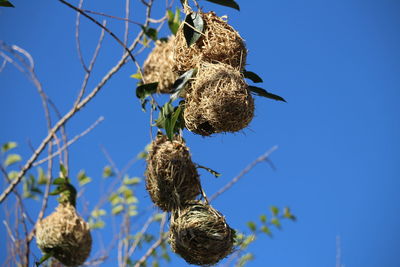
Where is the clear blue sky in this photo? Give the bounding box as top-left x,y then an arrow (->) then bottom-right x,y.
1,0 -> 399,266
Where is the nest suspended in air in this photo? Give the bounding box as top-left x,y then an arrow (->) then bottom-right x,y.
35,203 -> 92,266
184,62 -> 254,136
145,134 -> 201,211
143,37 -> 177,93
173,11 -> 247,74
169,201 -> 235,266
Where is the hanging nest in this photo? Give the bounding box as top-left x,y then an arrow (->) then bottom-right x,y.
169,201 -> 235,266
145,134 -> 201,211
173,11 -> 247,74
184,62 -> 254,136
143,37 -> 177,94
35,203 -> 92,266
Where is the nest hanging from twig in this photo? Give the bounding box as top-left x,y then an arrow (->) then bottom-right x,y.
184,62 -> 254,136
173,11 -> 247,74
35,203 -> 92,266
143,37 -> 177,93
169,201 -> 235,266
145,134 -> 201,211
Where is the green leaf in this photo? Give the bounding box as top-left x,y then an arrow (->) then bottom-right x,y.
77,170 -> 92,186
248,86 -> 286,102
52,177 -> 65,185
141,26 -> 158,41
171,68 -> 196,101
155,102 -> 174,129
270,206 -> 279,216
246,221 -> 257,232
37,167 -> 48,185
167,8 -> 181,35
261,225 -> 272,236
128,207 -> 138,217
259,214 -> 267,223
112,204 -> 124,215
166,105 -> 182,140
109,194 -> 123,206
136,82 -> 158,99
35,252 -> 53,267
0,1 -> 14,7
183,12 -> 204,47
196,164 -> 221,178
124,177 -> 141,185
205,0 -> 240,11
91,209 -> 106,218
59,163 -> 68,178
89,220 -> 105,229
241,234 -> 256,249
283,207 -> 297,221
235,253 -> 254,267
102,166 -> 114,178
4,154 -> 21,167
130,72 -> 142,80
271,218 -> 281,228
243,70 -> 263,83
2,141 -> 17,152
137,151 -> 148,159
8,171 -> 18,180
153,213 -> 164,222
126,195 -> 138,204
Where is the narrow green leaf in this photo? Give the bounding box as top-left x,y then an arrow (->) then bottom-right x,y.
136,82 -> 158,99
171,68 -> 196,101
109,194 -> 123,206
128,209 -> 138,217
248,86 -> 287,102
123,177 -> 141,185
137,151 -> 148,159
130,72 -> 142,80
270,206 -> 279,216
183,12 -> 204,47
35,252 -> 53,267
246,221 -> 257,232
141,26 -> 158,41
59,163 -> 67,178
236,253 -> 254,267
243,70 -> 263,83
52,177 -> 65,185
77,170 -> 91,186
90,220 -> 105,229
102,166 -> 114,178
91,209 -> 107,218
0,1 -> 14,8
126,196 -> 138,204
1,141 -> 17,152
167,8 -> 181,35
37,167 -> 48,185
153,213 -> 164,222
205,0 -> 240,11
112,204 -> 124,215
197,164 -> 221,177
4,154 -> 21,167
241,234 -> 256,249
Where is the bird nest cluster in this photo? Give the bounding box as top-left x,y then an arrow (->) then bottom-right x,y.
35,203 -> 92,266
173,11 -> 247,74
145,134 -> 201,211
169,201 -> 235,266
142,37 -> 177,93
184,62 -> 254,136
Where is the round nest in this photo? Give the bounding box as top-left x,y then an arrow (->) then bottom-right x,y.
169,201 -> 235,266
35,203 -> 92,266
184,62 -> 254,136
143,37 -> 177,94
173,11 -> 247,74
145,134 -> 201,211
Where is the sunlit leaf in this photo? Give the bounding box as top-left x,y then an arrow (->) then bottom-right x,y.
167,8 -> 181,35
126,196 -> 138,204
123,177 -> 141,185
59,163 -> 68,178
4,154 -> 21,167
37,167 -> 48,185
77,170 -> 92,186
102,166 -> 114,178
271,218 -> 281,228
91,209 -> 106,218
112,204 -> 124,215
261,225 -> 272,236
235,253 -> 254,267
130,72 -> 142,80
270,206 -> 279,216
1,141 -> 17,152
246,221 -> 257,232
153,213 -> 164,222
259,214 -> 267,223
183,12 -> 204,47
89,220 -> 105,229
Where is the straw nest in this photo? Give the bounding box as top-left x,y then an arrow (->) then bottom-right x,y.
169,201 -> 235,266
35,203 -> 92,266
145,134 -> 201,211
173,11 -> 247,74
184,62 -> 254,136
143,37 -> 177,93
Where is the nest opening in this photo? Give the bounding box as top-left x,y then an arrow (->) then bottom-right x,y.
143,37 -> 177,94
173,11 -> 247,74
169,201 -> 235,266
184,62 -> 254,136
35,203 -> 92,266
145,134 -> 201,211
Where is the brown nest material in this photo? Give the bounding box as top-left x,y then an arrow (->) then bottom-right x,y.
35,203 -> 92,266
169,201 -> 235,266
145,134 -> 201,211
173,11 -> 247,74
143,37 -> 177,93
184,62 -> 254,136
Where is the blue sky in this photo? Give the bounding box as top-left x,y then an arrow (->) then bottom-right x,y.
1,0 -> 399,266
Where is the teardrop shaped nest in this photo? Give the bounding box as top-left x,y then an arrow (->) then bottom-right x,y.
145,134 -> 202,211
173,11 -> 247,75
35,203 -> 92,266
169,201 -> 235,266
184,62 -> 254,136
143,36 -> 177,93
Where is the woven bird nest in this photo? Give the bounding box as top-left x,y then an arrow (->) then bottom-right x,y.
184,62 -> 254,136
169,201 -> 235,266
145,134 -> 201,211
143,37 -> 177,93
35,203 -> 92,266
173,11 -> 247,74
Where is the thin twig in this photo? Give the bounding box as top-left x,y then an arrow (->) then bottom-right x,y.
209,146 -> 278,202
76,0 -> 89,72
123,0 -> 131,54
82,9 -> 141,25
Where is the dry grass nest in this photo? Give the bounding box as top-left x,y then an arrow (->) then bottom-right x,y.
173,11 -> 247,74
35,203 -> 92,266
143,37 -> 177,93
169,201 -> 235,266
184,62 -> 254,136
145,134 -> 201,211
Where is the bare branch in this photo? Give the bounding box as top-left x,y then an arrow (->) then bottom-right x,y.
82,9 -> 141,25
76,0 -> 89,72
